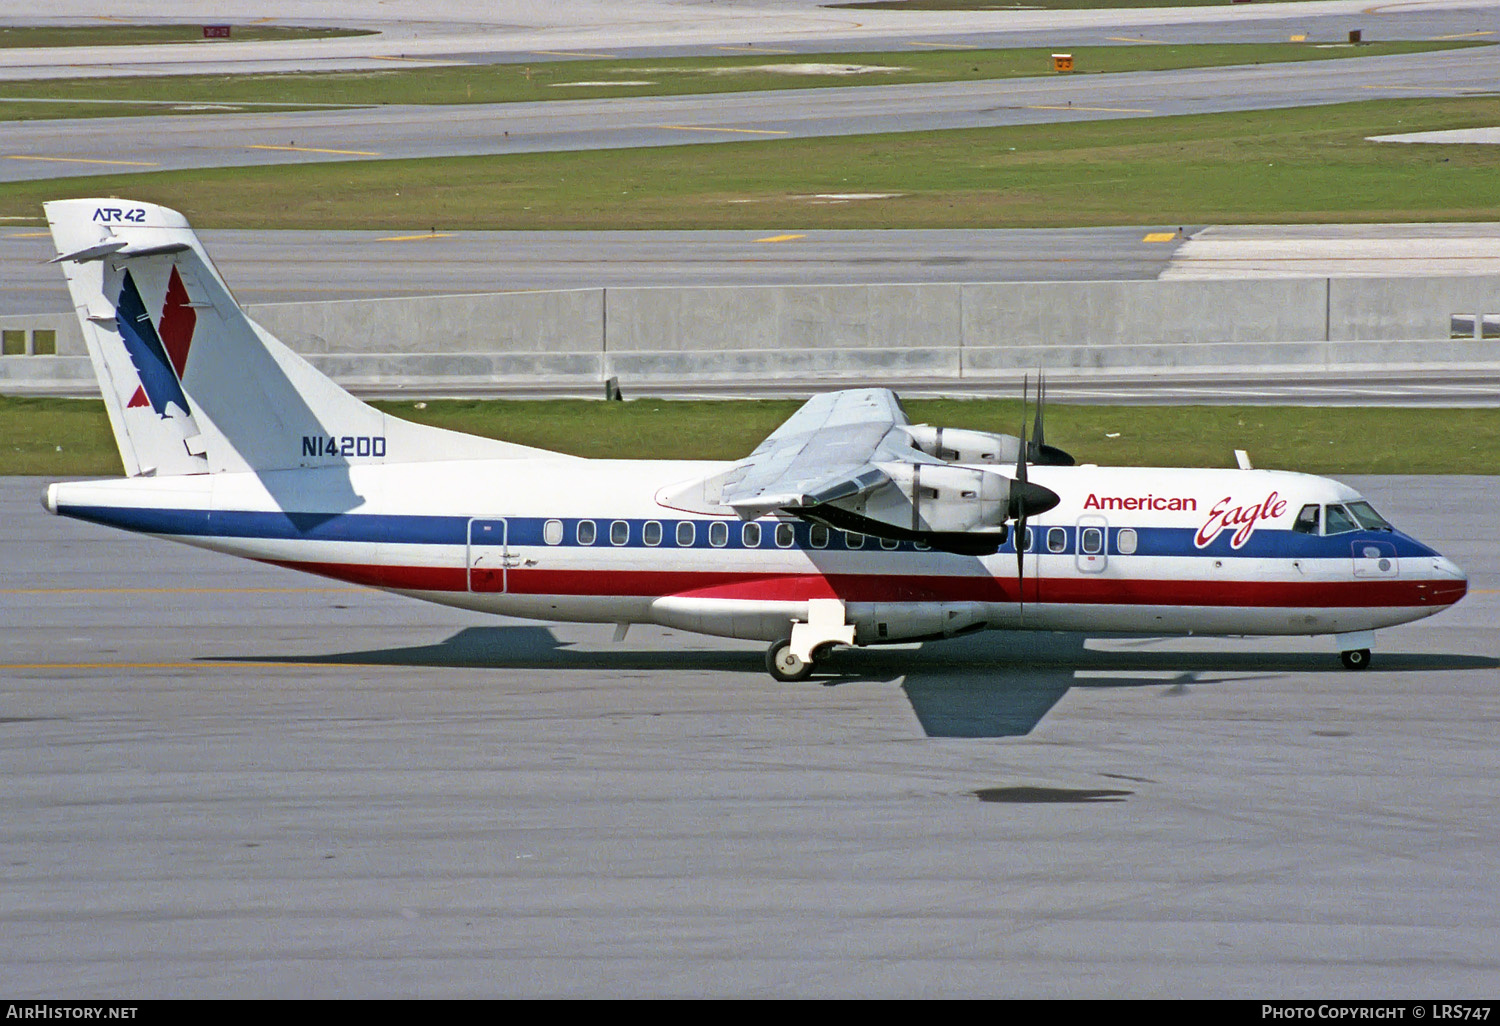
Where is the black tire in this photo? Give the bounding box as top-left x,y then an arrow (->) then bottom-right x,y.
766,638 -> 814,682
1340,648 -> 1372,670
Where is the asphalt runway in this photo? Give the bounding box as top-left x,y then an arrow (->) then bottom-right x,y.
0,226 -> 1199,314
7,223 -> 1498,315
6,47 -> 1499,182
2,473 -> 1496,997
2,0 -> 1496,78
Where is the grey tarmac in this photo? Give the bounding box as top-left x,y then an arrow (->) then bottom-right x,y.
5,47 -> 1499,182
3,1 -> 1496,79
0,226 -> 1199,315
1,474 -> 1496,997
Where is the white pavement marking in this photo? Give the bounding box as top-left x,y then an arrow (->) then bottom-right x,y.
1367,126 -> 1500,144
1162,224 -> 1500,279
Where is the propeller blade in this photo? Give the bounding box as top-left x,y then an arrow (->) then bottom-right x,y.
1027,371 -> 1077,467
1016,392 -> 1028,610
1016,507 -> 1027,611
1033,371 -> 1046,450
1015,375 -> 1029,487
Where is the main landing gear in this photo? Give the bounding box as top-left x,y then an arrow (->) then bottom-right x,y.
766,599 -> 856,682
766,638 -> 818,682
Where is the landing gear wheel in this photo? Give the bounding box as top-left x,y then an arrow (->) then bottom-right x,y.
766,639 -> 814,682
1340,648 -> 1372,670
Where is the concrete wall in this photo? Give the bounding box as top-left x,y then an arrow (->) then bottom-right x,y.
5,276 -> 1499,394
248,289 -> 604,355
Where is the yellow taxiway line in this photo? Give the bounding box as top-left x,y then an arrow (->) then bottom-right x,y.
369,54 -> 467,64
756,233 -> 806,243
659,124 -> 787,136
532,50 -> 618,59
1025,104 -> 1154,113
377,233 -> 456,242
247,144 -> 380,156
715,46 -> 797,54
4,155 -> 158,167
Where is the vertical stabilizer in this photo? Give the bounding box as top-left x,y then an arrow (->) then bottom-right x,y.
46,199 -> 565,477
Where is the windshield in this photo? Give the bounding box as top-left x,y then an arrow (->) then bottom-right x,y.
1347,501 -> 1393,531
1324,504 -> 1359,535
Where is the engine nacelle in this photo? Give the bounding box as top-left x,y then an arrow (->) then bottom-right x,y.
901,425 -> 1022,465
873,462 -> 1011,534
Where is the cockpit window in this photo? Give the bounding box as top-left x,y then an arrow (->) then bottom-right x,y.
1323,504 -> 1359,535
1347,501 -> 1393,531
1293,504 -> 1320,535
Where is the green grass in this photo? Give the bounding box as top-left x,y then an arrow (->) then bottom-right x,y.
4,97 -> 1496,230
0,41 -> 1482,120
0,25 -> 373,48
7,396 -> 1498,477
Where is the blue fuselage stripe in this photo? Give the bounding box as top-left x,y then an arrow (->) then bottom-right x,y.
57,505 -> 1438,560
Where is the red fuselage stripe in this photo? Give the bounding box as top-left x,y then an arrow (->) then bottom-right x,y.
261,561 -> 1467,608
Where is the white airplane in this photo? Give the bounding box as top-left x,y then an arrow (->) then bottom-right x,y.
41,199 -> 1468,680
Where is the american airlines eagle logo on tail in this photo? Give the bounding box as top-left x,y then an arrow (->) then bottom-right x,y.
116,267 -> 197,418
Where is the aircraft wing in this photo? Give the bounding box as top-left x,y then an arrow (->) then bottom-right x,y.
718,388 -> 937,518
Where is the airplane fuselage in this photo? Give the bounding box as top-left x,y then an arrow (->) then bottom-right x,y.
46,459 -> 1468,647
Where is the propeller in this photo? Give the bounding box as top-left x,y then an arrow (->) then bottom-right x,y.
1009,374 -> 1064,612
1025,371 -> 1076,467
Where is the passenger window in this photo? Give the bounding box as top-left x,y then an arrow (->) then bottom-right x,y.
845,532 -> 864,549
809,524 -> 829,549
775,523 -> 795,548
676,521 -> 695,547
1081,527 -> 1104,555
1021,526 -> 1033,552
742,522 -> 761,548
880,537 -> 900,550
709,521 -> 729,547
610,520 -> 629,546
543,519 -> 563,546
1293,504 -> 1320,535
642,521 -> 662,547
1116,527 -> 1137,555
576,520 -> 596,546
1047,527 -> 1067,553
1324,504 -> 1358,535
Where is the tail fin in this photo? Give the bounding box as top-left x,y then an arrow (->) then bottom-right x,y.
46,199 -> 564,477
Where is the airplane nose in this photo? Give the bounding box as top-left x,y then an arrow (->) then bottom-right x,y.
1427,555 -> 1468,606
1432,555 -> 1466,581
41,483 -> 58,515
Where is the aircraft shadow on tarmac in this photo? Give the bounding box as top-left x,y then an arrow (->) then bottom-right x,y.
212,626 -> 1497,739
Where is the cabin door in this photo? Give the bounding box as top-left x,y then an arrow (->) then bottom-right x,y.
467,518 -> 513,593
